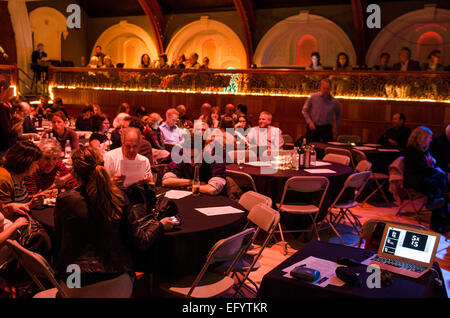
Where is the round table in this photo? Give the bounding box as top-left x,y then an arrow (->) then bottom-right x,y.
227,161 -> 353,231
152,193 -> 247,277
31,192 -> 247,278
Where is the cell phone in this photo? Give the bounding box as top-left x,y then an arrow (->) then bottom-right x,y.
170,215 -> 181,224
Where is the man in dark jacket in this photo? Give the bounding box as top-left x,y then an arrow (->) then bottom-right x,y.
378,113 -> 411,148
392,47 -> 421,71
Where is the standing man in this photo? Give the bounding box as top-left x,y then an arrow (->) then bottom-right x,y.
302,78 -> 342,142
31,43 -> 48,81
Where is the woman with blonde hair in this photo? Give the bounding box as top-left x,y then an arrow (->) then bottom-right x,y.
54,146 -> 177,293
404,126 -> 449,233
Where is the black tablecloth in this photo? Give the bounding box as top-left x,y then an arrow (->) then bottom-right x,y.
31,193 -> 247,278
312,142 -> 402,173
152,194 -> 247,277
258,240 -> 447,298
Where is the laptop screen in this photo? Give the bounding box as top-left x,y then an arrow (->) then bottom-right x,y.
381,226 -> 438,264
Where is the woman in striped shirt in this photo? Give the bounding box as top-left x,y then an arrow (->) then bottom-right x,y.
24,138 -> 77,196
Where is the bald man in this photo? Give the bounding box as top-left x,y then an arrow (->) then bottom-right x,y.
104,127 -> 152,188
430,125 -> 450,173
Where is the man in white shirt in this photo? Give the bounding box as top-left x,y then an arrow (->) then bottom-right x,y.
104,127 -> 152,187
246,111 -> 284,157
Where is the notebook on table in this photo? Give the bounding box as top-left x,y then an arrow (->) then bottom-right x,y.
368,223 -> 440,278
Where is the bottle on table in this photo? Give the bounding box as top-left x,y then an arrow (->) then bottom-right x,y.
192,165 -> 200,196
310,145 -> 316,167
292,147 -> 299,170
304,145 -> 311,169
299,138 -> 307,169
64,140 -> 72,159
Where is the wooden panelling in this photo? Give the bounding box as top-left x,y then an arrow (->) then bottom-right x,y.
52,88 -> 448,143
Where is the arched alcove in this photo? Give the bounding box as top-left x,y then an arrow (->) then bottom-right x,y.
254,11 -> 356,68
92,21 -> 159,68
166,16 -> 247,69
366,6 -> 450,67
29,7 -> 68,60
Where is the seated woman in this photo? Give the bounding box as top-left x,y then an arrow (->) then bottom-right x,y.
89,114 -> 111,152
140,54 -> 151,68
0,141 -> 42,218
305,52 -> 323,71
46,111 -> 79,151
24,139 -> 77,196
54,146 -> 177,291
143,113 -> 170,164
162,135 -> 226,195
404,126 -> 449,233
210,106 -> 221,128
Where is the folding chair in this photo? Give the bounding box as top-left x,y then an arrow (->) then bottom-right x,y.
227,170 -> 257,193
238,191 -> 272,211
388,156 -> 427,220
6,240 -> 134,298
275,176 -> 330,255
6,239 -> 70,298
323,153 -> 351,166
159,228 -> 256,298
337,135 -> 361,144
282,134 -> 294,149
358,219 -> 428,250
324,147 -> 354,167
214,204 -> 280,297
352,150 -> 390,205
328,171 -> 371,237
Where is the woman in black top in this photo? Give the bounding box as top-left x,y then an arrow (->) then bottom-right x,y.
404,126 -> 449,233
89,114 -> 110,151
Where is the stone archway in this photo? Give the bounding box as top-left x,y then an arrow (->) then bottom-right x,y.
29,7 -> 68,61
254,11 -> 356,68
92,20 -> 159,68
366,6 -> 450,67
166,16 -> 247,69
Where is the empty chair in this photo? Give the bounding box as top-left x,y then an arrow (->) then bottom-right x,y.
238,191 -> 272,211
328,171 -> 371,239
355,159 -> 372,172
323,153 -> 351,166
159,228 -> 256,298
324,147 -> 354,167
227,169 -> 257,193
6,240 -> 134,298
388,156 -> 427,219
282,134 -> 294,149
215,204 -> 280,297
358,219 -> 428,250
337,135 -> 361,144
6,240 -> 70,298
276,176 -> 330,255
351,148 -> 367,165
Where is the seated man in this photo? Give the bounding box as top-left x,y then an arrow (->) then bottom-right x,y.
378,113 -> 411,148
430,125 -> 450,173
162,135 -> 226,196
159,108 -> 184,147
104,127 -> 152,188
246,111 -> 284,156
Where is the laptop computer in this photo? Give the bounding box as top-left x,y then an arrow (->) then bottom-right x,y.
368,223 -> 440,278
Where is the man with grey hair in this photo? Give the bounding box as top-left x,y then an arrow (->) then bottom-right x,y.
104,127 -> 152,187
430,125 -> 450,173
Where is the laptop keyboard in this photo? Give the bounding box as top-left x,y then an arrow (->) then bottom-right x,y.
373,256 -> 427,273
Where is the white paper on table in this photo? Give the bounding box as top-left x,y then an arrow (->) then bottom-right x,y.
353,146 -> 375,151
377,148 -> 400,152
245,161 -> 272,167
282,256 -> 346,287
121,159 -> 146,187
313,161 -> 331,167
163,190 -> 192,199
195,206 -> 245,216
304,169 -> 336,174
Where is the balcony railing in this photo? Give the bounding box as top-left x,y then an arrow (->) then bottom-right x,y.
49,66 -> 450,103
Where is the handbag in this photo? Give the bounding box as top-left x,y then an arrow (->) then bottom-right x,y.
17,214 -> 52,252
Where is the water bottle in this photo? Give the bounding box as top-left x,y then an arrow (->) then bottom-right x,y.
192,165 -> 200,196
64,140 -> 72,159
292,147 -> 299,170
310,145 -> 317,167
304,145 -> 311,169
